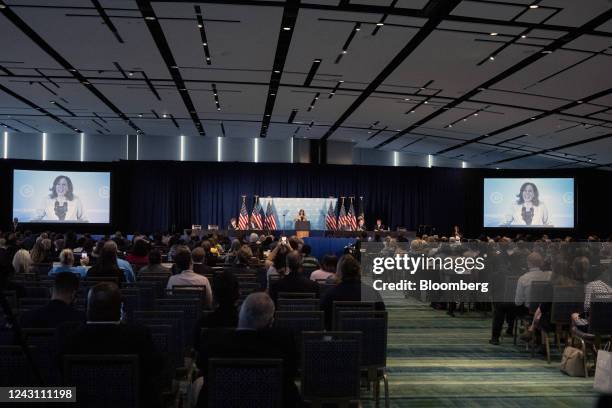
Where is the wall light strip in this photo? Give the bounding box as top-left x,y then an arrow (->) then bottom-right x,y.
290,137 -> 294,163
393,151 -> 399,167
427,154 -> 433,168
180,135 -> 185,161
254,138 -> 259,163
80,133 -> 85,162
42,133 -> 47,161
136,133 -> 139,160
462,161 -> 467,169
217,136 -> 222,162
3,131 -> 7,159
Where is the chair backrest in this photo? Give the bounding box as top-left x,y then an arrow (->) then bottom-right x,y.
332,301 -> 375,330
301,332 -> 362,402
18,297 -> 49,311
277,298 -> 319,312
278,292 -> 316,299
134,310 -> 185,366
24,286 -> 51,298
63,354 -> 139,408
86,276 -> 121,285
0,345 -> 38,386
336,310 -> 388,368
125,282 -> 157,308
23,328 -> 58,385
147,324 -> 174,391
121,294 -> 141,321
590,294 -> 612,335
527,281 -> 553,313
551,285 -> 584,324
274,311 -> 324,363
502,276 -> 520,303
207,358 -> 283,408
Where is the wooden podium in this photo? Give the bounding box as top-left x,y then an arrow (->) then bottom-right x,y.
294,220 -> 310,239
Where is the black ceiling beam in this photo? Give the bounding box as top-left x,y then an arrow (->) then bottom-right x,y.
91,0 -> 124,43
0,1 -> 141,133
259,0 -> 300,137
322,0 -> 462,140
437,86 -> 612,154
303,59 -> 322,87
377,7 -> 612,149
0,83 -> 82,132
136,0 -> 205,135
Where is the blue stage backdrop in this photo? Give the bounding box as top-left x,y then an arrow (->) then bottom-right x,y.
259,197 -> 338,230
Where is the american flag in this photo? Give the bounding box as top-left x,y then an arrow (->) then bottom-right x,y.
325,201 -> 337,231
264,201 -> 277,230
238,197 -> 249,230
338,199 -> 347,230
347,199 -> 357,231
250,198 -> 264,230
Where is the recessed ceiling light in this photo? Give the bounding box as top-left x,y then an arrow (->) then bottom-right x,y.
342,50 -> 347,54
542,50 -> 552,54
529,4 -> 539,9
82,81 -> 90,85
376,23 -> 384,26
145,16 -> 155,21
162,114 -> 168,118
138,114 -> 143,118
577,100 -> 583,104
274,70 -> 280,73
355,27 -> 360,31
203,42 -> 207,46
206,57 -> 211,61
330,92 -> 335,95
474,113 -> 478,116
283,27 -> 291,31
410,110 -> 415,114
489,56 -> 495,60
448,124 -> 453,128
339,80 -> 344,83
404,98 -> 410,101
170,65 -> 178,69
521,35 -> 527,39
0,5 -> 6,9
424,101 -> 428,104
50,101 -> 56,104
217,108 -> 221,111
530,117 -> 536,120
198,24 -> 203,28
270,93 -> 275,96
490,32 -> 498,36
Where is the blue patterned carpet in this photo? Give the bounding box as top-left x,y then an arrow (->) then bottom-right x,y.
361,295 -> 598,408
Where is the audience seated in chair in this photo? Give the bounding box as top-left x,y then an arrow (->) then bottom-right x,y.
515,251 -> 551,311
20,271 -> 85,329
194,292 -> 300,408
48,248 -> 88,279
58,282 -> 163,408
320,254 -> 386,329
269,250 -> 320,305
137,249 -> 170,277
86,241 -> 128,284
300,244 -> 320,270
166,246 -> 213,308
125,238 -> 150,269
309,254 -> 338,282
193,270 -> 240,348
192,247 -> 213,276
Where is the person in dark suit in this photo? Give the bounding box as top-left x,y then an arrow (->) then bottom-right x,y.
193,270 -> 240,349
192,247 -> 213,276
227,217 -> 239,231
195,292 -> 299,408
320,254 -> 385,329
373,219 -> 386,231
268,250 -> 319,305
20,272 -> 85,328
58,282 -> 163,408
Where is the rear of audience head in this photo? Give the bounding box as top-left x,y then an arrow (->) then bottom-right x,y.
229,239 -> 241,253
87,282 -> 121,322
98,241 -> 119,269
53,271 -> 80,303
192,247 -> 205,264
59,248 -> 75,267
213,271 -> 239,308
286,250 -> 302,274
174,246 -> 192,271
148,249 -> 162,265
132,238 -> 149,257
526,251 -> 543,270
301,244 -> 312,256
12,249 -> 32,275
237,245 -> 253,265
321,255 -> 338,273
337,254 -> 361,282
238,292 -> 275,330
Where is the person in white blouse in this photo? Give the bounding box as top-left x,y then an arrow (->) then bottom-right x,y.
34,175 -> 86,222
505,182 -> 548,226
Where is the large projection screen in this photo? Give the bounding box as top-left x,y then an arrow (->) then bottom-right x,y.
483,178 -> 574,228
13,170 -> 111,224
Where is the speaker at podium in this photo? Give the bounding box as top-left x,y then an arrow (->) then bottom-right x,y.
294,220 -> 310,238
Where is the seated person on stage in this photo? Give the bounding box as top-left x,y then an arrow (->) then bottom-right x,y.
227,217 -> 239,230
300,244 -> 320,270
166,246 -> 213,309
192,247 -> 213,276
48,248 -> 88,279
310,254 -> 338,282
373,218 -> 386,231
86,241 -> 131,284
269,250 -> 319,305
357,216 -> 366,231
514,251 -> 551,312
137,249 -> 170,277
58,282 -> 163,408
194,292 -> 299,408
193,270 -> 240,349
20,271 -> 85,328
320,254 -> 385,329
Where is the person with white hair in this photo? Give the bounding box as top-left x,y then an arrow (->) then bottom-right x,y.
12,249 -> 32,275
194,292 -> 300,407
48,248 -> 88,278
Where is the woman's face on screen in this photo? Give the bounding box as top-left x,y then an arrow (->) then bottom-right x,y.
55,178 -> 68,196
522,184 -> 535,203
